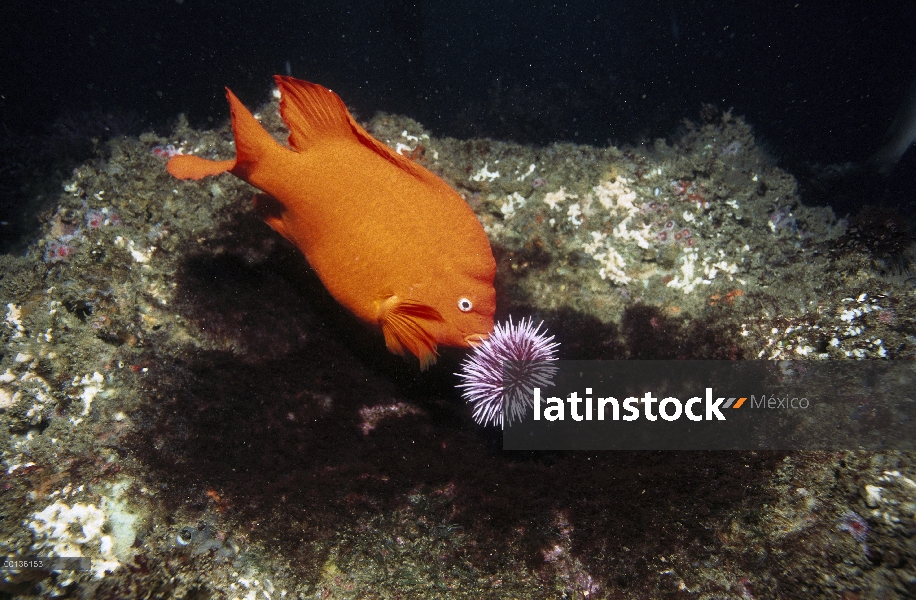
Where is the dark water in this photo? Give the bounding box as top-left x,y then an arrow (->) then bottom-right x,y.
4,2 -> 916,223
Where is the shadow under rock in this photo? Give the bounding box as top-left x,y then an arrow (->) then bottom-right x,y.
124,213 -> 780,595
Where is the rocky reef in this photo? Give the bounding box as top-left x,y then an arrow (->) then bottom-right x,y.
1,96 -> 915,598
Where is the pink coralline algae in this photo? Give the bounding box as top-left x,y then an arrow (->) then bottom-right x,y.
86,210 -> 105,228
44,236 -> 78,263
838,510 -> 869,543
720,140 -> 742,156
674,227 -> 694,246
653,220 -> 693,246
641,201 -> 670,214
152,144 -> 181,159
671,179 -> 710,209
541,512 -> 601,598
878,309 -> 896,325
768,207 -> 799,233
358,402 -> 423,435
85,208 -> 120,229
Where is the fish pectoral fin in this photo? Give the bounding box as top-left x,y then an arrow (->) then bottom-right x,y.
167,156 -> 235,180
379,298 -> 444,370
253,193 -> 292,242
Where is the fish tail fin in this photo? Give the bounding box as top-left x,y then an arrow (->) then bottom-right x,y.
273,75 -> 355,151
166,155 -> 235,180
166,87 -> 278,181
379,298 -> 443,371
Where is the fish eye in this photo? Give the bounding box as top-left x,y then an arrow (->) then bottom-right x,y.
457,297 -> 473,312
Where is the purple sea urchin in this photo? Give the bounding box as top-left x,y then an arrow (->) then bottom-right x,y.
456,316 -> 560,428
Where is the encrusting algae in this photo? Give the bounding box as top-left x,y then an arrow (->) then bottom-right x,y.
167,76 -> 496,369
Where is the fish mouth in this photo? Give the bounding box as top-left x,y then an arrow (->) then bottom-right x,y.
464,333 -> 490,347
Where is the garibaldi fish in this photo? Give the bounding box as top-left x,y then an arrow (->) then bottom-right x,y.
167,76 -> 496,369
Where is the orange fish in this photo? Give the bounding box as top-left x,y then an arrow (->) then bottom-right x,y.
167,76 -> 496,368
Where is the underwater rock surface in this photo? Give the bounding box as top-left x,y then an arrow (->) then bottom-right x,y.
1,97 -> 915,598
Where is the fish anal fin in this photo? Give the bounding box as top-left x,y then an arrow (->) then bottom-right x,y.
167,155 -> 235,180
379,298 -> 443,370
253,193 -> 292,242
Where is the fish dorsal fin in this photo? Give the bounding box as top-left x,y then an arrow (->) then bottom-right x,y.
273,76 -> 450,188
274,76 -> 354,151
378,297 -> 443,370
